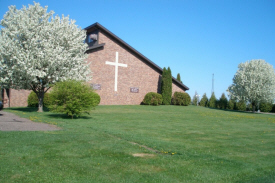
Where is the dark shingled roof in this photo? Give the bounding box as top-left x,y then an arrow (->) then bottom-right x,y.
84,22 -> 189,91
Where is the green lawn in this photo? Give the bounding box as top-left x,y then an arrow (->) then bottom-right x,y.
1,105 -> 275,182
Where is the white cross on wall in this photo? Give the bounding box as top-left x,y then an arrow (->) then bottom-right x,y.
105,52 -> 127,91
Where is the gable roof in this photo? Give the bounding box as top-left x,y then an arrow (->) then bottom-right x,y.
84,22 -> 189,91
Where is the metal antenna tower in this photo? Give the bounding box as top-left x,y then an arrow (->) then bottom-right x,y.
212,73 -> 214,94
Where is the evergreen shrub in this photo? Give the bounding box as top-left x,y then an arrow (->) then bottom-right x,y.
192,92 -> 199,105
199,93 -> 208,107
209,92 -> 217,108
27,91 -> 51,107
172,92 -> 191,106
236,101 -> 246,111
218,93 -> 228,109
259,102 -> 273,112
227,99 -> 236,110
192,96 -> 198,105
161,67 -> 172,105
176,73 -> 182,83
143,92 -> 163,106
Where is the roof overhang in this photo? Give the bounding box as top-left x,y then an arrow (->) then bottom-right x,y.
84,22 -> 189,91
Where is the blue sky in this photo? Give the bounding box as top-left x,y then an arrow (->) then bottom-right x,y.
1,0 -> 275,100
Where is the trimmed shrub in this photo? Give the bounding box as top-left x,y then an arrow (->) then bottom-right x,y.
172,92 -> 191,106
236,101 -> 246,111
143,92 -> 163,106
48,80 -> 100,119
259,102 -> 273,112
27,91 -> 51,107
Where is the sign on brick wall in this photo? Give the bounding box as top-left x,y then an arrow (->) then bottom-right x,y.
130,87 -> 139,93
91,84 -> 101,90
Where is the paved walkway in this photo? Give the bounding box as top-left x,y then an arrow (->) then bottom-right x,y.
0,111 -> 61,131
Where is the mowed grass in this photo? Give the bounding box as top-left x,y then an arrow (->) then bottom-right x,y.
1,105 -> 275,182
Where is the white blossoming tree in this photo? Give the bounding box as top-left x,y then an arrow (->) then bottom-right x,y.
227,59 -> 275,112
0,2 -> 91,112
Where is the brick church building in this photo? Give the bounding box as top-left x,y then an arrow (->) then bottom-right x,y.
1,22 -> 189,107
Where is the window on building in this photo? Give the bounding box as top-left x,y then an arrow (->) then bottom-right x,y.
86,30 -> 98,47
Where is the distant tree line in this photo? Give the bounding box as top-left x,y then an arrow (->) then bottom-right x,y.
192,92 -> 275,113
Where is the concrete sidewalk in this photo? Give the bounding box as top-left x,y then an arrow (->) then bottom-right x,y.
0,111 -> 61,131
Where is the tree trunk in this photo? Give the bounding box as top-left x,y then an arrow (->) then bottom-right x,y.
37,91 -> 44,112
252,105 -> 255,113
252,101 -> 256,113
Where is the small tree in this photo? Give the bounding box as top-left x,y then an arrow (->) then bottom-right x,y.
176,73 -> 183,83
208,92 -> 217,108
192,91 -> 199,105
228,98 -> 236,110
218,93 -> 228,109
48,80 -> 100,119
228,59 -> 275,112
235,101 -> 246,111
0,2 -> 90,112
199,93 -> 208,107
161,67 -> 172,105
259,102 -> 273,112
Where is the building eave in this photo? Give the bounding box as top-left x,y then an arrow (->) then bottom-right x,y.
84,22 -> 189,91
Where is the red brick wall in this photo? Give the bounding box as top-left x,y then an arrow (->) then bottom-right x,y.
87,30 -> 185,105
172,83 -> 185,94
4,28 -> 186,107
3,89 -> 31,108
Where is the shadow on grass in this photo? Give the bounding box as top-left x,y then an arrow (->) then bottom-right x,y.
5,107 -> 93,119
46,113 -> 93,120
207,107 -> 264,115
5,107 -> 46,112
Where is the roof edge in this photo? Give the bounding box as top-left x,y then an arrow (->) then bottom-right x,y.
84,22 -> 189,91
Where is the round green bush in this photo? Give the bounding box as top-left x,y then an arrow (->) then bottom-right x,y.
48,80 -> 101,118
172,92 -> 191,106
91,92 -> 101,106
27,91 -> 51,107
259,102 -> 273,112
143,92 -> 163,106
